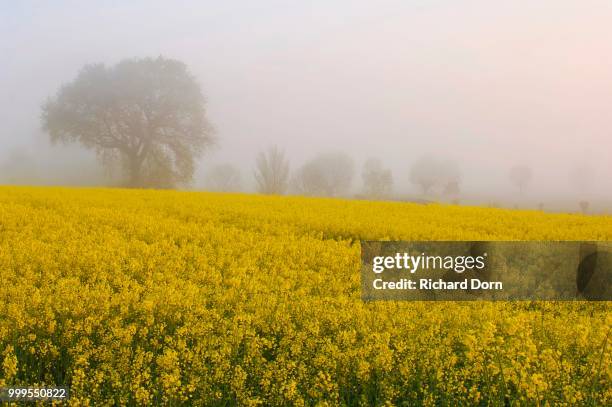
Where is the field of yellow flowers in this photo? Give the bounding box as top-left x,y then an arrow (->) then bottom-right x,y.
0,186 -> 610,405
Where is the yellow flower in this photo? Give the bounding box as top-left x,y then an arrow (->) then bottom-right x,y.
0,186 -> 610,405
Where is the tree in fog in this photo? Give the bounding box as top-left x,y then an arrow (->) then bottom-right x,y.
443,180 -> 461,204
205,163 -> 241,192
440,160 -> 461,197
569,165 -> 592,213
42,57 -> 214,189
509,165 -> 533,194
254,146 -> 290,194
443,180 -> 460,196
578,200 -> 590,214
293,152 -> 354,197
362,158 -> 393,199
409,155 -> 439,195
410,155 -> 461,196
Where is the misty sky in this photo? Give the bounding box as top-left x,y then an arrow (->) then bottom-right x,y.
1,0 -> 611,202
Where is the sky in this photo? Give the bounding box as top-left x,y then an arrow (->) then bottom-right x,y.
1,0 -> 611,207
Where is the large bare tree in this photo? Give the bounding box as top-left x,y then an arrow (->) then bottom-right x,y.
254,146 -> 290,195
42,56 -> 214,188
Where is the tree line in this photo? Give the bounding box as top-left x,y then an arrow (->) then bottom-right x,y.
39,56 -> 595,211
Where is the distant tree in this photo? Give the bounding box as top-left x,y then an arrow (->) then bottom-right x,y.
569,165 -> 592,213
362,158 -> 393,199
410,155 -> 461,196
254,146 -> 290,194
443,180 -> 460,196
509,165 -> 533,194
409,156 -> 438,195
440,160 -> 461,198
205,163 -> 241,192
293,152 -> 354,197
42,56 -> 214,188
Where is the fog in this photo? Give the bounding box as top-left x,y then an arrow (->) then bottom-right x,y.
1,1 -> 611,212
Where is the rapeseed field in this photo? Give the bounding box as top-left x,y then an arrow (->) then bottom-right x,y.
0,186 -> 610,405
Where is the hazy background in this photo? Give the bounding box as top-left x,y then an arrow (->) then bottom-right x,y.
1,0 -> 611,211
